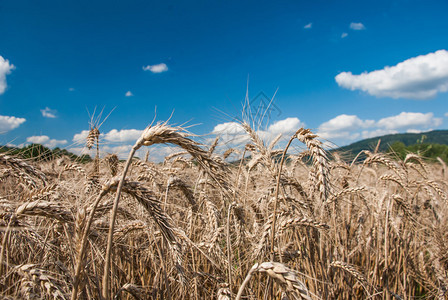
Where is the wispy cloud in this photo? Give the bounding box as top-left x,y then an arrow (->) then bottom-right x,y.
125,91 -> 133,97
68,87 -> 75,92
304,23 -> 312,29
40,107 -> 57,118
142,63 -> 168,73
341,32 -> 348,38
350,22 -> 366,30
0,56 -> 15,94
335,50 -> 448,99
0,115 -> 26,132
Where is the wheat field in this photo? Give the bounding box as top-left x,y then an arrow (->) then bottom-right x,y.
0,121 -> 447,299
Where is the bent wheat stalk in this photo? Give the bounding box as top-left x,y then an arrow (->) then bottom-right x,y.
102,120 -> 229,300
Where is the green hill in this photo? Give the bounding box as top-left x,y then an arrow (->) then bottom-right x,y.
334,129 -> 448,161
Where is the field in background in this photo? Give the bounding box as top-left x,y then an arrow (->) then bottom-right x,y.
1,121 -> 447,299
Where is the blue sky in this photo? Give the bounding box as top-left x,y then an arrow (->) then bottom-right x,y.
1,0 -> 448,159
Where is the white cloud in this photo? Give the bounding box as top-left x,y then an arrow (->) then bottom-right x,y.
211,117 -> 306,147
268,117 -> 305,134
212,122 -> 248,144
0,56 -> 15,94
73,130 -> 90,143
142,63 -> 168,73
361,129 -> 398,139
304,23 -> 312,29
335,50 -> 448,99
341,32 -> 348,38
125,91 -> 133,97
316,111 -> 443,146
101,144 -> 134,157
212,122 -> 245,135
68,87 -> 75,92
6,142 -> 24,148
350,22 -> 365,30
0,115 -> 26,132
26,135 -> 67,148
318,114 -> 374,140
69,142 -> 176,162
406,129 -> 423,134
376,112 -> 442,130
40,107 -> 57,118
104,129 -> 143,143
27,135 -> 50,144
445,112 -> 448,117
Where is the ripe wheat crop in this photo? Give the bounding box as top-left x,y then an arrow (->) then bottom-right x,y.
0,120 -> 447,299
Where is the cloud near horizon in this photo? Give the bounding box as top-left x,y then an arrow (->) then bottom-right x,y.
142,63 -> 168,73
317,112 -> 442,145
0,56 -> 15,94
103,129 -> 143,143
335,50 -> 448,99
0,115 -> 26,132
26,135 -> 67,148
211,117 -> 305,146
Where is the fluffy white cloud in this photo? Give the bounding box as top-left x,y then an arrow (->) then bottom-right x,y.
40,107 -> 57,118
350,22 -> 365,30
211,117 -> 306,147
318,114 -> 374,140
72,130 -> 90,143
125,91 -> 133,97
336,50 -> 448,99
26,135 -> 67,148
212,122 -> 248,144
376,112 -> 442,130
304,23 -> 312,29
48,140 -> 68,149
27,135 -> 50,144
0,115 -> 26,132
212,122 -> 245,135
0,56 -> 15,94
101,144 -> 133,157
142,63 -> 168,73
341,32 -> 348,38
268,117 -> 305,134
104,129 -> 143,143
317,111 -> 443,146
69,142 -> 176,162
73,128 -> 143,149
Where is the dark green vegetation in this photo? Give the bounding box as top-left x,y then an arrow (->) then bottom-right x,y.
335,130 -> 448,162
388,142 -> 448,162
0,143 -> 91,163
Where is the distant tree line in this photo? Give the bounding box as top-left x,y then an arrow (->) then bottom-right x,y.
0,144 -> 92,163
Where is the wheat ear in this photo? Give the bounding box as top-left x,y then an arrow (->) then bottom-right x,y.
236,262 -> 311,300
